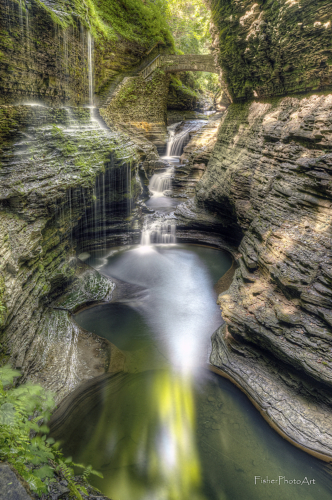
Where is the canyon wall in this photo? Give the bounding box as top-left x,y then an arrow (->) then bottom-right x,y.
0,104 -> 148,400
207,0 -> 332,102
195,0 -> 332,458
0,0 -> 166,399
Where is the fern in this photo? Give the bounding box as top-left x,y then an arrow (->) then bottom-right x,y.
0,365 -> 103,497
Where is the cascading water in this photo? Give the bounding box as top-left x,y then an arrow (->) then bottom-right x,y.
143,119 -> 207,235
165,122 -> 181,156
164,120 -> 205,157
87,32 -> 94,105
140,220 -> 176,245
149,167 -> 173,196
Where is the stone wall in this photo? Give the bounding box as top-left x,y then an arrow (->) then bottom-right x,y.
101,70 -> 170,152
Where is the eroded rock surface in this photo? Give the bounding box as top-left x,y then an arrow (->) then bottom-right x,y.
211,327 -> 332,460
197,93 -> 332,456
0,104 -> 148,399
207,0 -> 332,101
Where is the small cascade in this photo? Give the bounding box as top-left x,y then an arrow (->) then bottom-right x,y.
166,122 -> 181,156
63,29 -> 69,75
164,120 -> 206,157
87,32 -> 94,105
141,220 -> 176,245
18,0 -> 23,33
149,167 -> 173,196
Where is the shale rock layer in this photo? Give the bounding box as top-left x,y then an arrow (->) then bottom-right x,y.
198,94 -> 332,387
207,0 -> 332,101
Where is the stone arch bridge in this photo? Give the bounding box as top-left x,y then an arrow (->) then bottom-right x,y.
141,54 -> 218,79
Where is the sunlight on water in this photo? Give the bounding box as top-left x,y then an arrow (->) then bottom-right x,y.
68,370 -> 205,500
52,245 -> 332,500
99,245 -> 223,371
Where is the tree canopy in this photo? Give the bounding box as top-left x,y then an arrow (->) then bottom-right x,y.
163,0 -> 212,55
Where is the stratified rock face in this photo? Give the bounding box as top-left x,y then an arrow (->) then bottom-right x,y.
0,104 -> 142,400
207,0 -> 332,101
197,93 -> 332,388
0,0 -> 154,106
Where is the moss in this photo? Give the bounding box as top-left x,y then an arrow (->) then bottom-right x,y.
0,274 -> 6,328
0,107 -> 29,152
33,0 -> 174,49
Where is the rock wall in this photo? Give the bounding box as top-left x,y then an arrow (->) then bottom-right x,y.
0,0 -> 169,106
196,92 -> 332,457
206,0 -> 332,102
198,92 -> 332,384
101,70 -> 170,152
0,104 -> 146,400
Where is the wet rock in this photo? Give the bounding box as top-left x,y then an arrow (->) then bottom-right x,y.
0,464 -> 32,500
200,93 -> 332,454
53,264 -> 115,313
210,326 -> 332,459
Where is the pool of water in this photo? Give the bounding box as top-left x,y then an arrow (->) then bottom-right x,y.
52,244 -> 332,500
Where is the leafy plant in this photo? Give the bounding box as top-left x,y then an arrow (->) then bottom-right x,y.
164,0 -> 212,55
0,365 -> 103,498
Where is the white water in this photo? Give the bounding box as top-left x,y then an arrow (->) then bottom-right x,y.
87,32 -> 94,105
141,220 -> 176,245
149,167 -> 174,196
165,121 -> 205,157
165,122 -> 181,156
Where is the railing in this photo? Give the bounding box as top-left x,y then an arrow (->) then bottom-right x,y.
140,54 -> 217,79
140,55 -> 163,79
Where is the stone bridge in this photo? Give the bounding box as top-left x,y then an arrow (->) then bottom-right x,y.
141,54 -> 218,79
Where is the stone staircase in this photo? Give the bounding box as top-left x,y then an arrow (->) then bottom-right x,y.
97,53 -> 218,109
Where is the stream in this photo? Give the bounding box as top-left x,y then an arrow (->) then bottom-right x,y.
51,123 -> 332,500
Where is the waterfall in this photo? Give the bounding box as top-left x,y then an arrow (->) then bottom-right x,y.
87,32 -> 94,105
166,123 -> 181,156
25,2 -> 30,57
63,29 -> 68,74
165,121 -> 205,157
141,220 -> 176,245
149,167 -> 173,196
18,0 -> 23,33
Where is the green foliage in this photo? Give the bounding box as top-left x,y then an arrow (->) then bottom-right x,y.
170,74 -> 199,98
36,0 -> 174,48
94,0 -> 175,48
162,1 -> 220,96
163,0 -> 212,54
0,365 -> 103,498
51,124 -> 65,139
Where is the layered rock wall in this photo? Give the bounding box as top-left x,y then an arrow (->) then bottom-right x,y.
0,104 -> 145,400
195,91 -> 332,456
206,0 -> 332,101
198,93 -> 332,385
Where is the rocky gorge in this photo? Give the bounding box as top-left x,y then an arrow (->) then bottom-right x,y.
1,0 -> 332,498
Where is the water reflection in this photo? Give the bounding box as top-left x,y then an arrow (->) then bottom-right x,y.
83,244 -> 230,371
52,245 -> 332,500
